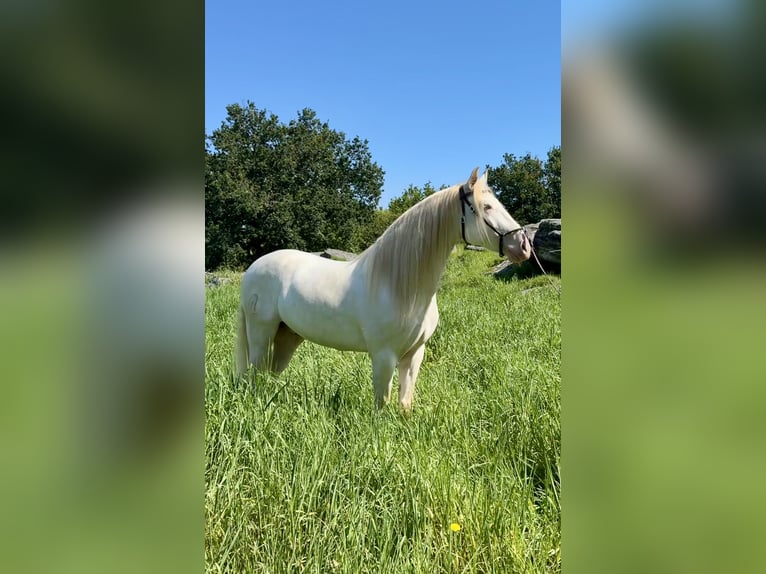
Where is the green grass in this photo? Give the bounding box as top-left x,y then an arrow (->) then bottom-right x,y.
205,249 -> 560,573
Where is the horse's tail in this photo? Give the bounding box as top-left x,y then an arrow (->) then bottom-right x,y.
235,303 -> 249,375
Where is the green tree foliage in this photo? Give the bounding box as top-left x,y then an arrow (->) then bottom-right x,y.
349,182 -> 441,252
205,103 -> 384,270
488,145 -> 561,225
543,146 -> 561,214
205,106 -> 559,269
387,182 -> 439,217
350,209 -> 397,251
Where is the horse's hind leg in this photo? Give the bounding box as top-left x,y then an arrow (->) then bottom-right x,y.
245,317 -> 280,372
271,323 -> 303,374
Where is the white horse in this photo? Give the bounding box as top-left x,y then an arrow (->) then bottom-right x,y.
236,167 -> 531,412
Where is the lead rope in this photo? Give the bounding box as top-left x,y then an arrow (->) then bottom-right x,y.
527,239 -> 561,296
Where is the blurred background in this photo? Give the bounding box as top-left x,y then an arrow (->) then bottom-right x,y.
564,1 -> 766,573
0,0 -> 203,572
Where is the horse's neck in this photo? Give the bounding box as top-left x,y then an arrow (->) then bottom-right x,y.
412,235 -> 456,302
372,190 -> 460,315
418,187 -> 461,289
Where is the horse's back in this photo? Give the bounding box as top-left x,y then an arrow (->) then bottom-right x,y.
243,249 -> 353,293
240,250 -> 366,350
243,249 -> 313,288
244,249 -> 307,275
239,250 -> 300,316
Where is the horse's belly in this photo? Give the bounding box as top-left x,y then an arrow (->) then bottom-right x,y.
279,298 -> 367,352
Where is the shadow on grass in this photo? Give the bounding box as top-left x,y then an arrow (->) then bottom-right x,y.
493,260 -> 560,283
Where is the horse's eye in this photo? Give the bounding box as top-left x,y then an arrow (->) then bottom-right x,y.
484,204 -> 493,211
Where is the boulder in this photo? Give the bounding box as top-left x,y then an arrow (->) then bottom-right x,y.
205,273 -> 232,288
314,248 -> 357,261
523,222 -> 539,244
494,218 -> 561,278
532,219 -> 561,271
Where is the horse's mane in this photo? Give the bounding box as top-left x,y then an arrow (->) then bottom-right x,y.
354,185 -> 465,318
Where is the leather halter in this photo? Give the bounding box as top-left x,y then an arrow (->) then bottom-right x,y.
459,185 -> 524,257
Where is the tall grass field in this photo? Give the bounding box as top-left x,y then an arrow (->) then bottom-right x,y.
205,249 -> 561,573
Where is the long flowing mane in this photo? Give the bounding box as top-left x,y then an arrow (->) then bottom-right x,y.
354,185 -> 463,317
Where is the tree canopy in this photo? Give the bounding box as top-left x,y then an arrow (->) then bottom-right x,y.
205,103 -> 384,269
488,146 -> 561,225
205,102 -> 559,270
387,182 -> 440,217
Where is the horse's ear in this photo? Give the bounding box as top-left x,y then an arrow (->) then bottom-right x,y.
467,167 -> 479,189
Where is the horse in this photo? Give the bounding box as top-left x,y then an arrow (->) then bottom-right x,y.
235,167 -> 532,412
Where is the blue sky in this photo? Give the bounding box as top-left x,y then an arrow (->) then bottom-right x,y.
206,0 -> 560,208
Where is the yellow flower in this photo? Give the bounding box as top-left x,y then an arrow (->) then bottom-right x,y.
450,522 -> 462,532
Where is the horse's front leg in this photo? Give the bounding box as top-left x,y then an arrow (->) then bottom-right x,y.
398,344 -> 425,414
370,350 -> 397,409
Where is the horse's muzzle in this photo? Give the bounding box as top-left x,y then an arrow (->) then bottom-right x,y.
503,230 -> 532,264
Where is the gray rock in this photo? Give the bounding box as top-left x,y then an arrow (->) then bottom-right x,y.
523,222 -> 539,244
494,219 -> 561,278
205,274 -> 232,288
490,260 -> 514,275
533,219 -> 561,271
316,248 -> 357,261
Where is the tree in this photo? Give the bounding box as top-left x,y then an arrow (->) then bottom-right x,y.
348,182 -> 445,252
205,103 -> 384,269
349,209 -> 397,252
543,146 -> 561,215
488,146 -> 561,225
387,182 -> 439,217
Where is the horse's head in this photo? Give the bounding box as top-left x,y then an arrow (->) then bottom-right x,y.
460,167 -> 532,263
